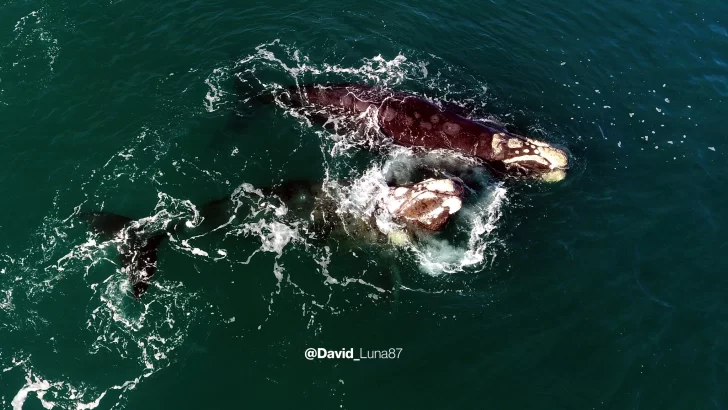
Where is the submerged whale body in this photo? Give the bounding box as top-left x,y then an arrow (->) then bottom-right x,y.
266,83 -> 569,181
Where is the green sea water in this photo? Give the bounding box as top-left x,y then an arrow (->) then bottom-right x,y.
1,0 -> 727,408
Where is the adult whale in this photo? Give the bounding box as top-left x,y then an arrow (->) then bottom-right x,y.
262,83 -> 569,181
80,177 -> 465,297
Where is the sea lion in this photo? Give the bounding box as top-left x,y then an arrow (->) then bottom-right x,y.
265,83 -> 568,181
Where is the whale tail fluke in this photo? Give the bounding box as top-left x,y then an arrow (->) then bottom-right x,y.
80,211 -> 173,298
81,211 -> 134,239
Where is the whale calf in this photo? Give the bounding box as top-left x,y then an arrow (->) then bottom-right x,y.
260,83 -> 569,181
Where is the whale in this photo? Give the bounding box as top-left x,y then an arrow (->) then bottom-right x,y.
205,177 -> 467,246
81,177 -> 465,297
254,82 -> 569,181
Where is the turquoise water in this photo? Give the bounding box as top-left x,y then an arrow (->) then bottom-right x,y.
1,0 -> 727,408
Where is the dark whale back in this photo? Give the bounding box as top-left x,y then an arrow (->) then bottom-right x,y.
275,83 -> 569,179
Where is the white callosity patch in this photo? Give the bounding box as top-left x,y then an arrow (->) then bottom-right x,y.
441,197 -> 462,214
491,133 -> 505,156
541,169 -> 567,182
525,138 -> 568,168
394,187 -> 408,196
382,178 -> 464,231
493,135 -> 569,172
538,145 -> 569,169
424,179 -> 459,194
503,154 -> 549,166
507,138 -> 524,148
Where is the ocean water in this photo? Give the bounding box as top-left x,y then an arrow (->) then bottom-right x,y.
1,0 -> 727,408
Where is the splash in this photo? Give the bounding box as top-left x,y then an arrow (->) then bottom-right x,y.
336,148 -> 508,274
413,185 -> 507,274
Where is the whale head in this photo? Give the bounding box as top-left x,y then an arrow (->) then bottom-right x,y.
485,132 -> 569,182
381,178 -> 464,231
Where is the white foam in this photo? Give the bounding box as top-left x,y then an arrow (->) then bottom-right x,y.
414,184 -> 507,274
11,373 -> 51,410
243,220 -> 299,255
0,289 -> 13,311
8,9 -> 59,74
203,68 -> 226,112
181,241 -> 209,257
76,392 -> 106,410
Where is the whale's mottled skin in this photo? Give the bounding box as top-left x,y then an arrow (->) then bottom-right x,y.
275,83 -> 568,181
